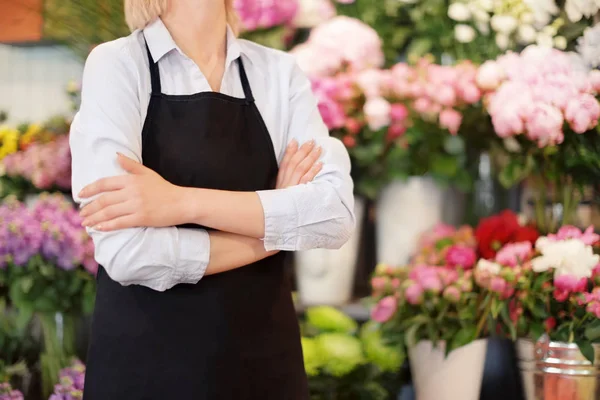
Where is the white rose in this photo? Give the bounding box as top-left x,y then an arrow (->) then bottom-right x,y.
448,3 -> 472,21
491,14 -> 518,34
517,24 -> 537,44
363,97 -> 391,131
455,24 -> 477,43
293,0 -> 336,28
476,259 -> 502,275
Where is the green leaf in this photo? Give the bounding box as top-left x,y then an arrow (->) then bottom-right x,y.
576,340 -> 595,364
530,322 -> 545,342
491,297 -> 503,319
405,319 -> 427,348
19,276 -> 34,294
407,38 -> 433,59
585,320 -> 600,342
498,156 -> 534,188
431,156 -> 459,178
499,304 -> 517,340
448,326 -> 476,354
443,135 -> 466,155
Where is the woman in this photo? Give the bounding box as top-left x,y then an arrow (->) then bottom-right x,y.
70,0 -> 354,398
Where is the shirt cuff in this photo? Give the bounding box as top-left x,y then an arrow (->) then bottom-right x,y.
171,228 -> 210,285
256,188 -> 300,252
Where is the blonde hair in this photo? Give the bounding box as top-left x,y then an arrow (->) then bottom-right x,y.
125,0 -> 239,35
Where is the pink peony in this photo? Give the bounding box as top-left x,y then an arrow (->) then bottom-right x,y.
446,245 -> 477,269
476,61 -> 505,90
355,69 -> 385,99
371,295 -> 398,322
554,274 -> 588,302
443,286 -> 461,303
495,242 -> 533,267
439,108 -> 463,135
548,225 -> 600,246
387,123 -> 407,140
565,93 -> 600,134
405,284 -> 424,305
490,276 -> 507,294
524,103 -> 564,147
435,85 -> 457,107
458,83 -> 482,104
589,70 -> 600,93
364,97 -> 392,131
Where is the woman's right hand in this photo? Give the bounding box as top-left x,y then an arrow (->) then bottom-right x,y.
276,139 -> 323,189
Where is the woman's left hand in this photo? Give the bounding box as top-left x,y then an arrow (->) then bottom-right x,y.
79,153 -> 185,231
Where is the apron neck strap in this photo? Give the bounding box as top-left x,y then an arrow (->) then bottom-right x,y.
237,57 -> 254,103
144,38 -> 162,95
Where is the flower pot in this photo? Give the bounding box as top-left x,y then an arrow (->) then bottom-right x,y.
408,339 -> 488,400
376,177 -> 464,266
295,196 -> 365,306
517,337 -> 600,400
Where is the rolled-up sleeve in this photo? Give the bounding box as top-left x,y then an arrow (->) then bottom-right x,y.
70,41 -> 210,292
257,62 -> 355,251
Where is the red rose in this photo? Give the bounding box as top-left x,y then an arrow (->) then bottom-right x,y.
512,225 -> 540,244
475,210 -> 520,259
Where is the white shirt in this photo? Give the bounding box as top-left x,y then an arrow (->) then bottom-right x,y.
70,18 -> 355,292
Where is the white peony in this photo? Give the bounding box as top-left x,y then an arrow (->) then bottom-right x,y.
531,238 -> 600,279
448,3 -> 472,21
476,259 -> 502,275
495,33 -> 510,49
577,23 -> 600,68
523,0 -> 560,26
455,24 -> 477,43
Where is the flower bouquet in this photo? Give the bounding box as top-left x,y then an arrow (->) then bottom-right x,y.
477,45 -> 600,233
1,117 -> 72,200
235,0 -> 299,49
1,194 -> 96,397
474,225 -> 600,400
301,306 -> 403,400
369,225 -> 487,400
0,383 -> 23,400
49,359 -> 85,400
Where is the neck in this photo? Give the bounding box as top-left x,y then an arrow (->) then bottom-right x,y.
162,0 -> 227,63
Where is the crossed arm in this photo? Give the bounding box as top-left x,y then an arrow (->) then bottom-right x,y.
78,141 -> 323,276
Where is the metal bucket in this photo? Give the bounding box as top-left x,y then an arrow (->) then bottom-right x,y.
517,337 -> 600,400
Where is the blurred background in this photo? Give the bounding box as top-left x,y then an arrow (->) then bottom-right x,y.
1,1 -> 600,400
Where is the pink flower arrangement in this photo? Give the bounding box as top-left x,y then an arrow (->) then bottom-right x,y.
477,45 -> 600,147
234,0 -> 298,31
389,58 -> 482,135
292,16 -> 384,78
412,224 -> 477,267
3,135 -> 71,190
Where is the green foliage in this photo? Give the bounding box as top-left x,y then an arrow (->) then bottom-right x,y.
306,306 -> 359,334
43,0 -> 130,58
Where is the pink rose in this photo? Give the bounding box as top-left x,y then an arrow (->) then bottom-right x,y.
495,242 -> 533,267
405,284 -> 424,305
446,245 -> 477,269
438,268 -> 459,285
371,295 -> 398,322
565,93 -> 600,134
548,225 -> 600,245
443,286 -> 461,303
387,123 -> 407,140
439,108 -> 462,135
476,61 -> 505,90
420,274 -> 443,293
589,70 -> 600,94
371,276 -> 388,292
363,97 -> 391,131
435,85 -> 457,107
390,103 -> 409,122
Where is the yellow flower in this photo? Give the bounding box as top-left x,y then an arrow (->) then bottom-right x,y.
0,126 -> 19,160
19,123 -> 43,149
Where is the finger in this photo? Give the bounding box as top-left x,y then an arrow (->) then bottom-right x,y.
117,153 -> 148,175
78,175 -> 130,199
290,146 -> 322,185
300,162 -> 323,184
94,214 -> 141,232
80,190 -> 129,219
282,140 -> 315,185
277,140 -> 298,187
82,201 -> 136,228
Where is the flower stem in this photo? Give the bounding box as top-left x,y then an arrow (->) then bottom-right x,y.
475,294 -> 492,338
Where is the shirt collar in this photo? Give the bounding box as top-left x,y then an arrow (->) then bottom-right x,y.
143,17 -> 247,67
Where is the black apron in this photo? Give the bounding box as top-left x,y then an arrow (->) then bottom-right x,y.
82,40 -> 309,400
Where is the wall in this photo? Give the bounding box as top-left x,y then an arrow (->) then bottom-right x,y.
0,43 -> 83,125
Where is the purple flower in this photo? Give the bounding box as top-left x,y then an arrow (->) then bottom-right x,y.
0,382 -> 24,400
49,360 -> 86,400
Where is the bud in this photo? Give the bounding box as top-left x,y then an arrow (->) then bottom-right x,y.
443,286 -> 461,303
